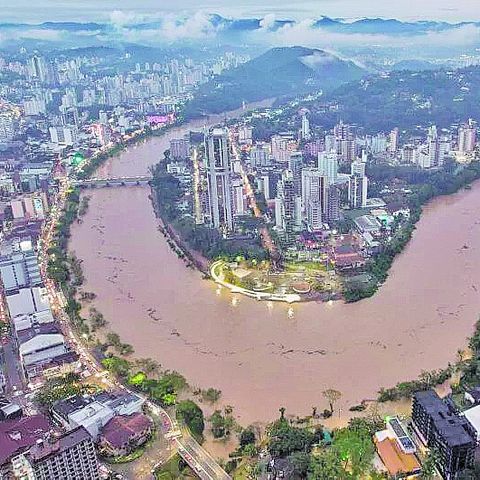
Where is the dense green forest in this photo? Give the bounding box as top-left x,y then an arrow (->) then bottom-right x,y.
184,47 -> 364,117
309,66 -> 480,133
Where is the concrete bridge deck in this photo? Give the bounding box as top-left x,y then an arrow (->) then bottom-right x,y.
72,175 -> 153,188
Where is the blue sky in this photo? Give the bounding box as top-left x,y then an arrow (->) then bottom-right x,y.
2,0 -> 480,23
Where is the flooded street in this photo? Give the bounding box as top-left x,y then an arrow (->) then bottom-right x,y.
70,112 -> 480,424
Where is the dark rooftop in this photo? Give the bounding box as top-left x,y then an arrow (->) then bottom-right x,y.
0,414 -> 51,465
28,350 -> 79,370
51,390 -> 137,420
414,391 -> 476,448
334,244 -> 357,255
100,413 -> 153,448
16,323 -> 61,345
29,427 -> 92,462
52,391 -> 111,420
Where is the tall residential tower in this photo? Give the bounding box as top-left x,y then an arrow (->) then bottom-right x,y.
205,128 -> 234,232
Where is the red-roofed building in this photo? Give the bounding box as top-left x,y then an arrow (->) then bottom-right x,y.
99,413 -> 153,456
331,244 -> 365,270
0,414 -> 51,477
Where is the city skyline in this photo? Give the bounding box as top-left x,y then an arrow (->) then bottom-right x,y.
2,2 -> 480,478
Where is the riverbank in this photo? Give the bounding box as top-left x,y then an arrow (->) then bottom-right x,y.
149,187 -> 210,274
69,169 -> 480,424
346,160 -> 480,302
150,131 -> 480,305
62,88 -> 480,426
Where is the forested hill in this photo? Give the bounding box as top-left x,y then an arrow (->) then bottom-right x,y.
184,46 -> 365,117
309,66 -> 480,132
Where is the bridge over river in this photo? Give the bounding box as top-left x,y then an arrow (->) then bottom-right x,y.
72,175 -> 152,188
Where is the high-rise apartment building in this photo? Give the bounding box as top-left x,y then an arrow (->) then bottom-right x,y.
301,114 -> 311,141
389,128 -> 399,154
13,427 -> 99,480
412,391 -> 476,480
324,134 -> 336,153
301,168 -> 328,230
288,152 -> 304,196
0,115 -> 15,143
317,152 -> 338,185
427,125 -> 439,166
458,119 -> 477,153
275,170 -> 298,244
238,125 -> 253,145
438,136 -> 451,166
350,160 -> 366,177
326,185 -> 341,222
402,144 -> 416,164
205,128 -> 234,231
49,126 -> 77,146
370,133 -> 387,154
334,120 -> 354,140
232,176 -> 246,216
29,56 -> 54,84
170,138 -> 190,160
250,143 -> 270,168
339,139 -> 356,162
348,175 -> 368,209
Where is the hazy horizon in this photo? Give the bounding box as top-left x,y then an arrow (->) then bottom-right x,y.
2,0 -> 480,23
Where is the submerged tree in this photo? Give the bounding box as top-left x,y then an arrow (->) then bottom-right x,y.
322,389 -> 342,415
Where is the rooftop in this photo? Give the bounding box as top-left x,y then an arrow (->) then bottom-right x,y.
100,413 -> 153,448
0,414 -> 51,465
462,405 -> 480,437
29,427 -> 92,462
52,390 -> 140,420
354,214 -> 381,232
414,391 -> 476,447
19,333 -> 65,357
17,323 -> 61,345
374,432 -> 421,476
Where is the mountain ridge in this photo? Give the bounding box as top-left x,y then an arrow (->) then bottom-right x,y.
184,46 -> 366,117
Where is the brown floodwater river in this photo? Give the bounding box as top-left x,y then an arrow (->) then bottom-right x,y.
70,108 -> 480,424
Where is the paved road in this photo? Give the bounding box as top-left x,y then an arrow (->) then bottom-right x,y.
176,436 -> 230,480
2,337 -> 24,394
230,132 -> 278,260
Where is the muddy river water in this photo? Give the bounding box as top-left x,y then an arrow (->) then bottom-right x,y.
70,108 -> 480,423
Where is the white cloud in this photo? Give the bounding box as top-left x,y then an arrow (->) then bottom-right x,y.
106,10 -> 221,44
253,19 -> 480,49
109,10 -> 146,27
1,9 -> 480,50
259,14 -> 277,30
160,12 -> 220,41
422,24 -> 480,46
0,28 -> 63,44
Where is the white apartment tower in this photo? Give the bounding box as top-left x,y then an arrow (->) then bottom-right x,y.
301,114 -> 311,140
458,119 -> 477,153
348,175 -> 368,209
389,128 -> 399,154
349,160 -> 368,208
205,128 -> 234,231
301,168 -> 328,230
317,152 -> 338,185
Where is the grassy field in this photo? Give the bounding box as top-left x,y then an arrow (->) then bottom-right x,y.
284,261 -> 327,273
